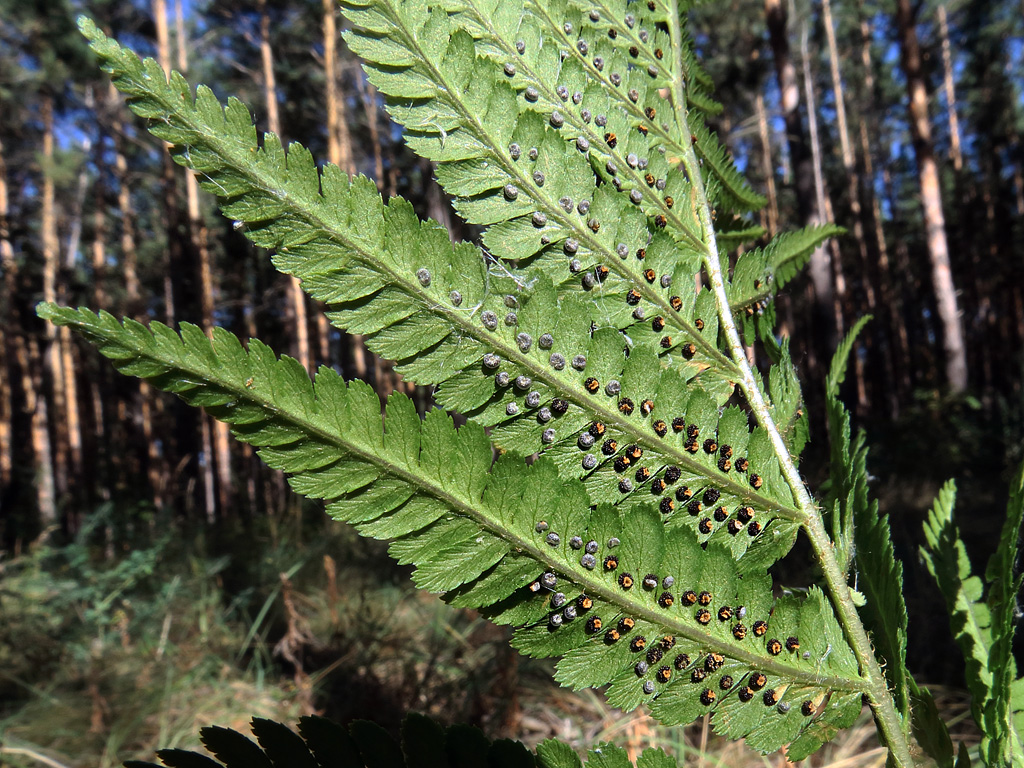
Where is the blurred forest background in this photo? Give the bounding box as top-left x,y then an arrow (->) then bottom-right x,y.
0,0 -> 1021,765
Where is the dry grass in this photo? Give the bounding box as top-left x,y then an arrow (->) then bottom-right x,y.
0,530 -> 980,768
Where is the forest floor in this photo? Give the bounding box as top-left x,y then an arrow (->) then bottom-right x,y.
0,493 -> 984,768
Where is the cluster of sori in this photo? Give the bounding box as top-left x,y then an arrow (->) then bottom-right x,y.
470,306 -> 769,540
525,523 -> 813,710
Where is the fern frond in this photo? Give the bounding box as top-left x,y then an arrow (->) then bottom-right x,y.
79,18 -> 807,556
729,223 -> 844,334
822,319 -> 912,733
127,712 -> 676,768
343,0 -> 720,349
921,468 -> 1024,766
41,304 -> 864,753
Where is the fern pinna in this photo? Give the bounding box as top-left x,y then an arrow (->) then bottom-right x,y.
43,3 -> 924,762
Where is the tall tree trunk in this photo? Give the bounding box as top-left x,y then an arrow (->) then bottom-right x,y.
755,92 -> 779,237
764,0 -> 834,376
937,3 -> 963,172
857,11 -> 911,407
40,93 -> 70,516
109,84 -> 164,508
176,0 -> 230,521
259,0 -> 312,374
154,0 -> 204,514
0,133 -> 12,490
800,22 -> 845,338
7,112 -> 57,524
895,0 -> 968,393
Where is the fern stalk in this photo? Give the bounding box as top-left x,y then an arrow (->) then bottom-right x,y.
662,4 -> 915,765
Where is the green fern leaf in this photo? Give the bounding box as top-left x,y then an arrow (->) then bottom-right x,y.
729,224 -> 844,330
41,305 -> 863,754
921,476 -> 1024,766
822,317 -> 913,739
78,18 -> 808,556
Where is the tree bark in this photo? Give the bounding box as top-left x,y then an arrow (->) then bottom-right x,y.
5,118 -> 57,523
800,22 -> 845,338
857,11 -> 911,407
40,93 -> 71,515
764,0 -> 834,366
755,92 -> 779,237
895,0 -> 968,393
176,0 -> 231,521
0,132 -> 12,490
154,0 -> 205,513
259,0 -> 312,374
937,4 -> 963,172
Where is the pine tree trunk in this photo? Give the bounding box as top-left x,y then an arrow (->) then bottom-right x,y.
176,0 -> 231,520
40,93 -> 71,516
154,0 -> 205,514
259,0 -> 312,374
937,4 -> 963,172
755,92 -> 779,237
322,0 -> 366,373
6,119 -> 57,523
895,0 -> 968,393
800,22 -> 845,338
0,133 -> 14,491
764,0 -> 834,372
857,12 -> 911,406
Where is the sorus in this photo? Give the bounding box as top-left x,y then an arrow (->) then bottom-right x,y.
700,689 -> 716,706
630,636 -> 647,652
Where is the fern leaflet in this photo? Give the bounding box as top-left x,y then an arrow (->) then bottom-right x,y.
41,305 -> 864,755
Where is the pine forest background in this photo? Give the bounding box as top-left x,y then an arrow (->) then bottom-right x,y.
1,0 -> 1022,764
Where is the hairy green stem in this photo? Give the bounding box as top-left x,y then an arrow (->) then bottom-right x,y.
664,3 -> 915,766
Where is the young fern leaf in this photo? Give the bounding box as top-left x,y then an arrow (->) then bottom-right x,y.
822,318 -> 920,753
922,470 -> 1024,767
39,305 -> 865,756
728,223 -> 845,337
79,18 -> 806,560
